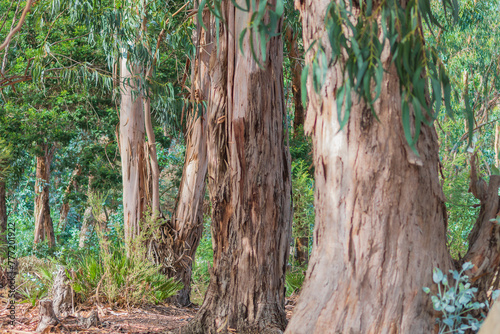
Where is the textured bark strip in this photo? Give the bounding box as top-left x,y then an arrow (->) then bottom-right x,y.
286,1 -> 500,333
34,144 -> 56,248
167,13 -> 210,306
182,1 -> 292,332
119,54 -> 146,255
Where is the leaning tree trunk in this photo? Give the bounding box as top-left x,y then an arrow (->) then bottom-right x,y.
286,1 -> 500,333
34,144 -> 56,248
166,8 -> 210,307
182,1 -> 292,332
119,54 -> 146,255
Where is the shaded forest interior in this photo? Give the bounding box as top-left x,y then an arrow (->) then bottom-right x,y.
1,0 -> 500,333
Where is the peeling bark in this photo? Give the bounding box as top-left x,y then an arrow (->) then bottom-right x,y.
182,1 -> 292,332
167,8 -> 210,307
285,1 -> 500,333
34,144 -> 56,248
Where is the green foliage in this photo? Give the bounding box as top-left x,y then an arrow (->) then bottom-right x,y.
291,160 -> 314,247
70,248 -> 181,306
191,213 -> 213,305
423,262 -> 500,333
285,267 -> 305,297
429,0 -> 500,259
14,257 -> 56,307
301,0 -> 459,153
0,137 -> 12,179
67,198 -> 182,306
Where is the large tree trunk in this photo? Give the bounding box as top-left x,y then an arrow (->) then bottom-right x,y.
166,8 -> 210,307
182,2 -> 292,332
119,54 -> 146,255
34,144 -> 56,248
286,1 -> 500,333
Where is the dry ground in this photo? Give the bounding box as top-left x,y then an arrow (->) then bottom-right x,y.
0,295 -> 298,333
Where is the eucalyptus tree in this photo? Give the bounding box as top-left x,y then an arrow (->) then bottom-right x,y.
286,0 -> 500,332
182,0 -> 292,332
0,0 -> 116,248
67,0 -> 195,256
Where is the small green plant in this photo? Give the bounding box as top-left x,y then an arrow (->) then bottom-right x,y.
67,197 -> 182,306
285,267 -> 305,297
423,262 -> 500,333
16,258 -> 56,307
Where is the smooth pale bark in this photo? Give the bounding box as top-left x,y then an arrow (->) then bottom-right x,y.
119,55 -> 146,254
182,1 -> 292,332
34,144 -> 56,248
478,297 -> 500,334
286,1 -> 500,333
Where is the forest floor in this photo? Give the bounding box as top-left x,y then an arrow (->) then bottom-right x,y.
0,295 -> 298,333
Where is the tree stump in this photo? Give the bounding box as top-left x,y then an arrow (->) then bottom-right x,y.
78,310 -> 100,329
51,266 -> 72,317
36,300 -> 59,333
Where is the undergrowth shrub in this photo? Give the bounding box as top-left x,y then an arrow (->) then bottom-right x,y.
67,198 -> 182,306
285,267 -> 305,297
14,257 -> 56,307
423,262 -> 500,333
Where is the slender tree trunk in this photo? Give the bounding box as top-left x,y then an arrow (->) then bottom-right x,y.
143,98 -> 160,218
0,180 -> 7,254
58,165 -> 81,233
78,206 -> 94,249
285,26 -> 304,137
34,144 -> 56,248
286,1 -> 500,333
182,1 -> 292,332
119,54 -> 146,255
166,7 -> 210,307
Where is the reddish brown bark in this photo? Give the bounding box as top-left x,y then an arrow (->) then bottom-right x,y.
182,1 -> 292,332
285,1 -> 500,333
167,16 -> 210,306
34,144 -> 56,248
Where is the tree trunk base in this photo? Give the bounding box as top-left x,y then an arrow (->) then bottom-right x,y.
36,300 -> 60,333
180,291 -> 287,334
78,310 -> 100,329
